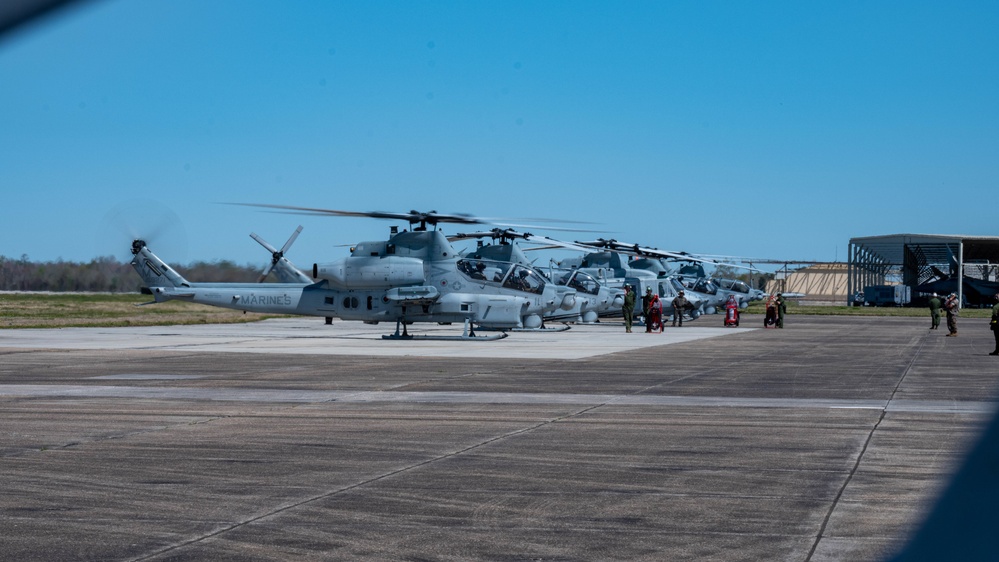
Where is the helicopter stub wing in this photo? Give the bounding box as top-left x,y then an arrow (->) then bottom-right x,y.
383,285 -> 440,304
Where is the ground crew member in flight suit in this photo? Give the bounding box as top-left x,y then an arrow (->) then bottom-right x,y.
671,290 -> 689,327
990,292 -> 999,355
622,285 -> 636,333
775,292 -> 786,329
928,293 -> 942,330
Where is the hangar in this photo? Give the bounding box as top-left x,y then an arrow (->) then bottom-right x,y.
847,234 -> 999,307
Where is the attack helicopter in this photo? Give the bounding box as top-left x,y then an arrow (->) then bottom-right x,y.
713,277 -> 767,303
569,239 -> 762,315
671,261 -> 764,314
542,238 -> 705,322
448,228 -> 624,324
131,208 -> 578,340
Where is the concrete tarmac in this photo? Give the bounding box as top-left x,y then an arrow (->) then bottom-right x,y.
1,315 -> 997,561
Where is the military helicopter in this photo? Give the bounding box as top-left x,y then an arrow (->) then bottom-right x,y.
130,208 -> 578,340
568,239 -> 762,315
713,277 -> 767,303
448,228 -> 624,324
543,239 -> 705,323
671,261 -> 764,314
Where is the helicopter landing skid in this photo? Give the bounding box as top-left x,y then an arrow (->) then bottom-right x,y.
381,332 -> 508,341
478,324 -> 572,333
382,319 -> 508,341
511,325 -> 571,333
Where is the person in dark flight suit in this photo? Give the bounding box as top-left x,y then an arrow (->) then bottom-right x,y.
928,293 -> 942,330
622,285 -> 636,333
990,293 -> 999,355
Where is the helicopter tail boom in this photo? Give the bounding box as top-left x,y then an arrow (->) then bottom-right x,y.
130,240 -> 192,293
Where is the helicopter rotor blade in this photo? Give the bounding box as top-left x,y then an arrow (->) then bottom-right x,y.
250,226 -> 304,282
228,203 -> 604,233
279,225 -> 303,255
98,199 -> 188,264
250,232 -> 280,255
517,234 -> 596,253
257,262 -> 275,283
230,204 -> 487,227
570,238 -> 733,265
249,232 -> 280,282
449,228 -> 598,254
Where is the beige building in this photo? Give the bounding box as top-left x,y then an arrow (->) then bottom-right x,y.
765,263 -> 849,303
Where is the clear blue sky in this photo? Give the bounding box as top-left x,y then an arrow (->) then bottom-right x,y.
1,1 -> 996,272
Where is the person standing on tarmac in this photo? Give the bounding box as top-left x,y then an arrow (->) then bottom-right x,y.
671,290 -> 689,327
990,292 -> 999,355
642,287 -> 654,324
775,292 -> 787,329
647,294 -> 664,333
928,293 -> 942,330
944,292 -> 960,337
622,285 -> 636,333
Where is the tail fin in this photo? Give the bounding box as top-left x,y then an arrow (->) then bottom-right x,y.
129,240 -> 191,288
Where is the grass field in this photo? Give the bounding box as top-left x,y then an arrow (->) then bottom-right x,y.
0,292 -> 992,329
0,293 -> 284,329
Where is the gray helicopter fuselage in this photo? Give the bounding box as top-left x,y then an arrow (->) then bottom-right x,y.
674,275 -> 756,313
463,242 -> 622,323
546,267 -> 624,323
561,252 -> 702,321
713,277 -> 766,304
131,229 -> 567,330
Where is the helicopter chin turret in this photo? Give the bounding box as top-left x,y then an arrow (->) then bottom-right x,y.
313,256 -> 425,289
558,288 -> 577,311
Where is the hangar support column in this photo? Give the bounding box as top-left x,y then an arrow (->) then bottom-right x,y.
959,241 -> 964,309
848,240 -> 889,304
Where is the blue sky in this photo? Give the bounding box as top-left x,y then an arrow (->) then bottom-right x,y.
1,1 -> 996,272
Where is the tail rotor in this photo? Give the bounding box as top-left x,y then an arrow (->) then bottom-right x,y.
251,225 -> 303,282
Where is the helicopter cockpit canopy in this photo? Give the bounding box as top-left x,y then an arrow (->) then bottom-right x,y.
557,270 -> 601,296
716,278 -> 751,294
457,259 -> 546,295
689,278 -> 717,295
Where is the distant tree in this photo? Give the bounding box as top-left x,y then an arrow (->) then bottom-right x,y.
712,264 -> 740,279
0,256 -> 262,292
709,263 -> 775,292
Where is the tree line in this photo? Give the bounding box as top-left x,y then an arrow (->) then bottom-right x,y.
0,255 -> 263,292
